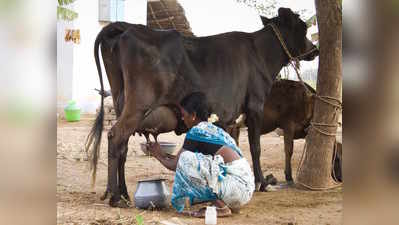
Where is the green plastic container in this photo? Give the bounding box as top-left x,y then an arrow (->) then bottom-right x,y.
64,100 -> 81,122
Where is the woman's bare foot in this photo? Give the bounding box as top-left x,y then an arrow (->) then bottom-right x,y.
230,207 -> 241,214
215,206 -> 232,217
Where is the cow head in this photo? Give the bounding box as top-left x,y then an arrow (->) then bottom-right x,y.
261,8 -> 319,62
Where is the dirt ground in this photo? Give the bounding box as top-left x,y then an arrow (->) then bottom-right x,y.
57,115 -> 342,225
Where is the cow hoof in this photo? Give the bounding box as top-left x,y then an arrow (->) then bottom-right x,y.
259,182 -> 268,192
285,174 -> 294,183
259,180 -> 271,192
286,180 -> 294,186
265,174 -> 278,185
100,190 -> 110,201
121,194 -> 131,205
255,182 -> 262,191
110,199 -> 130,208
109,196 -> 131,208
258,174 -> 278,192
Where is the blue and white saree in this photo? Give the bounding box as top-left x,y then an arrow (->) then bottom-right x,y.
171,122 -> 255,212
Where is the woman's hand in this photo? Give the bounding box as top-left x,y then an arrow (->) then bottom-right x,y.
147,142 -> 163,158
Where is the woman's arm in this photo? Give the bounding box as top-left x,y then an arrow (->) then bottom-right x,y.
215,146 -> 240,163
147,143 -> 185,171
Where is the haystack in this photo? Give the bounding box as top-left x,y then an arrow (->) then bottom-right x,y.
147,0 -> 194,36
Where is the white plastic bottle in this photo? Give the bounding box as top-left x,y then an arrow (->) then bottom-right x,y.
205,206 -> 217,225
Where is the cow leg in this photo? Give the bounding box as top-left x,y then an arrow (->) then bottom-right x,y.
247,111 -> 266,191
118,139 -> 130,204
107,129 -> 123,207
103,139 -> 130,204
100,185 -> 111,201
332,141 -> 342,182
100,136 -> 126,201
100,136 -> 124,203
101,91 -> 124,202
100,140 -> 126,203
107,118 -> 136,207
107,106 -> 145,207
100,135 -> 127,203
283,128 -> 295,184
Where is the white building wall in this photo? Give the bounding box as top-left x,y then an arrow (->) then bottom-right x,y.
57,0 -> 147,114
57,20 -> 74,111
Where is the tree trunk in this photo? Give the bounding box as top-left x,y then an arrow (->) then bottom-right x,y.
296,0 -> 342,189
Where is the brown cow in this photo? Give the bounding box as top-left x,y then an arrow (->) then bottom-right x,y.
227,79 -> 316,184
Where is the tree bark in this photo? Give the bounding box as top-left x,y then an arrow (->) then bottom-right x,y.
296,0 -> 342,189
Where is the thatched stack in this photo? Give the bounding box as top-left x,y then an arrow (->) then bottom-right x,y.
147,0 -> 194,36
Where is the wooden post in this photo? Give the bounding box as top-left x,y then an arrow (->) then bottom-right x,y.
296,0 -> 342,189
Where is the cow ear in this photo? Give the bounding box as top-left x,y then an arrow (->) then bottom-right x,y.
260,16 -> 272,26
278,7 -> 295,26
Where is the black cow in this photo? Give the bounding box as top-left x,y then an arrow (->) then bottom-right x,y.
86,8 -> 318,207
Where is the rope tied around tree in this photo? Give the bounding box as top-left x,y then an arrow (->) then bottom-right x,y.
267,23 -> 342,137
267,23 -> 342,190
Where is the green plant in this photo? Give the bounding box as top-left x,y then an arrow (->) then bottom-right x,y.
135,214 -> 144,225
57,0 -> 78,21
236,0 -> 278,17
306,14 -> 317,28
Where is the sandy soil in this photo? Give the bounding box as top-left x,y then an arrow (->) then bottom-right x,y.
57,115 -> 342,225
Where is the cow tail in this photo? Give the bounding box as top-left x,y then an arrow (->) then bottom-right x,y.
85,29 -> 105,187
